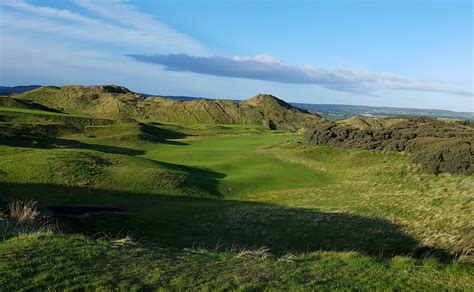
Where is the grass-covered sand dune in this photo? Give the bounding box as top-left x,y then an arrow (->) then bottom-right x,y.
6,85 -> 321,130
0,103 -> 473,290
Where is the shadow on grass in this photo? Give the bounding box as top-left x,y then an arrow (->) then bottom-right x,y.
139,123 -> 189,145
0,122 -> 192,153
0,182 -> 453,261
154,160 -> 226,197
0,135 -> 145,155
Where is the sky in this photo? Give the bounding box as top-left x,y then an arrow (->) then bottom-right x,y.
0,0 -> 472,111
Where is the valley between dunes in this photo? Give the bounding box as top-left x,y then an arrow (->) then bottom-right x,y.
0,87 -> 473,290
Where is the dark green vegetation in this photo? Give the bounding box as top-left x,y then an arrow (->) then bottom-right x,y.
305,117 -> 474,174
0,87 -> 473,290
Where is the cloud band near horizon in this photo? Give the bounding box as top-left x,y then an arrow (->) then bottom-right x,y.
127,53 -> 472,97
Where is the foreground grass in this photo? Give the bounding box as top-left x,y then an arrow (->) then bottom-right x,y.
1,234 -> 473,290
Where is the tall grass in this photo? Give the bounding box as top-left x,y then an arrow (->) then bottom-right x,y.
0,200 -> 56,240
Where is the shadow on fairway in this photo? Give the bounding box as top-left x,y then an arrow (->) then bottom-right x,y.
0,182 -> 453,261
0,122 -> 189,153
0,135 -> 145,155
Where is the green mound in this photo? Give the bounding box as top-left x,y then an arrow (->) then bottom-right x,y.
0,147 -> 216,202
14,85 -> 144,120
0,109 -> 218,199
77,122 -> 187,147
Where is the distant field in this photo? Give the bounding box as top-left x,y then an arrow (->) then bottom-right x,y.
0,107 -> 473,290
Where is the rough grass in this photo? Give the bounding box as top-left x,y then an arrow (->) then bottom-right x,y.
248,142 -> 474,254
0,200 -> 56,240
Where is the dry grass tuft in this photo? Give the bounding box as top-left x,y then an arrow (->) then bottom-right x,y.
236,247 -> 271,259
8,200 -> 40,224
97,232 -> 139,248
0,200 -> 56,240
456,242 -> 474,263
110,236 -> 138,248
277,252 -> 297,262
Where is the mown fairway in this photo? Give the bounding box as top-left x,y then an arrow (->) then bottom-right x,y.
0,108 -> 473,290
143,133 -> 328,196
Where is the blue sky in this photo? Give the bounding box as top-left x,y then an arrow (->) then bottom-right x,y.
0,0 -> 472,111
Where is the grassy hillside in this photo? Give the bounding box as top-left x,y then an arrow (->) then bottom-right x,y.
0,107 -> 473,289
12,85 -> 321,130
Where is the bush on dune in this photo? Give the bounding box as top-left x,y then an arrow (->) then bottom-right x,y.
305,118 -> 474,174
407,138 -> 473,174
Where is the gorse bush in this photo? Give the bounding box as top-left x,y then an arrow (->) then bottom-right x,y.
0,200 -> 56,240
407,138 -> 473,174
305,118 -> 474,174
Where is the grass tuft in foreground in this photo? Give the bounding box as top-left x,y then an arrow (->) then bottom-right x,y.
0,200 -> 56,240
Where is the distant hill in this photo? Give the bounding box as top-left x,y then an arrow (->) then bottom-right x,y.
294,103 -> 474,120
142,95 -> 473,120
0,85 -> 41,96
4,85 -> 471,120
136,94 -> 473,120
142,95 -> 474,120
9,85 -> 321,130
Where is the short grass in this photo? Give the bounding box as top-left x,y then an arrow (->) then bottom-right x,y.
0,108 -> 473,289
143,133 -> 328,196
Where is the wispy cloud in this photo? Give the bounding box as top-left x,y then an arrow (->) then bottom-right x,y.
2,0 -> 99,24
0,0 -> 207,54
128,53 -> 473,96
73,0 -> 206,53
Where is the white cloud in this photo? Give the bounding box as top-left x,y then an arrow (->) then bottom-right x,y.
0,0 -> 207,54
73,0 -> 207,54
128,53 -> 473,97
2,0 -> 99,24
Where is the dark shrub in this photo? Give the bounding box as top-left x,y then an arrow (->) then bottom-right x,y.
305,118 -> 474,174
